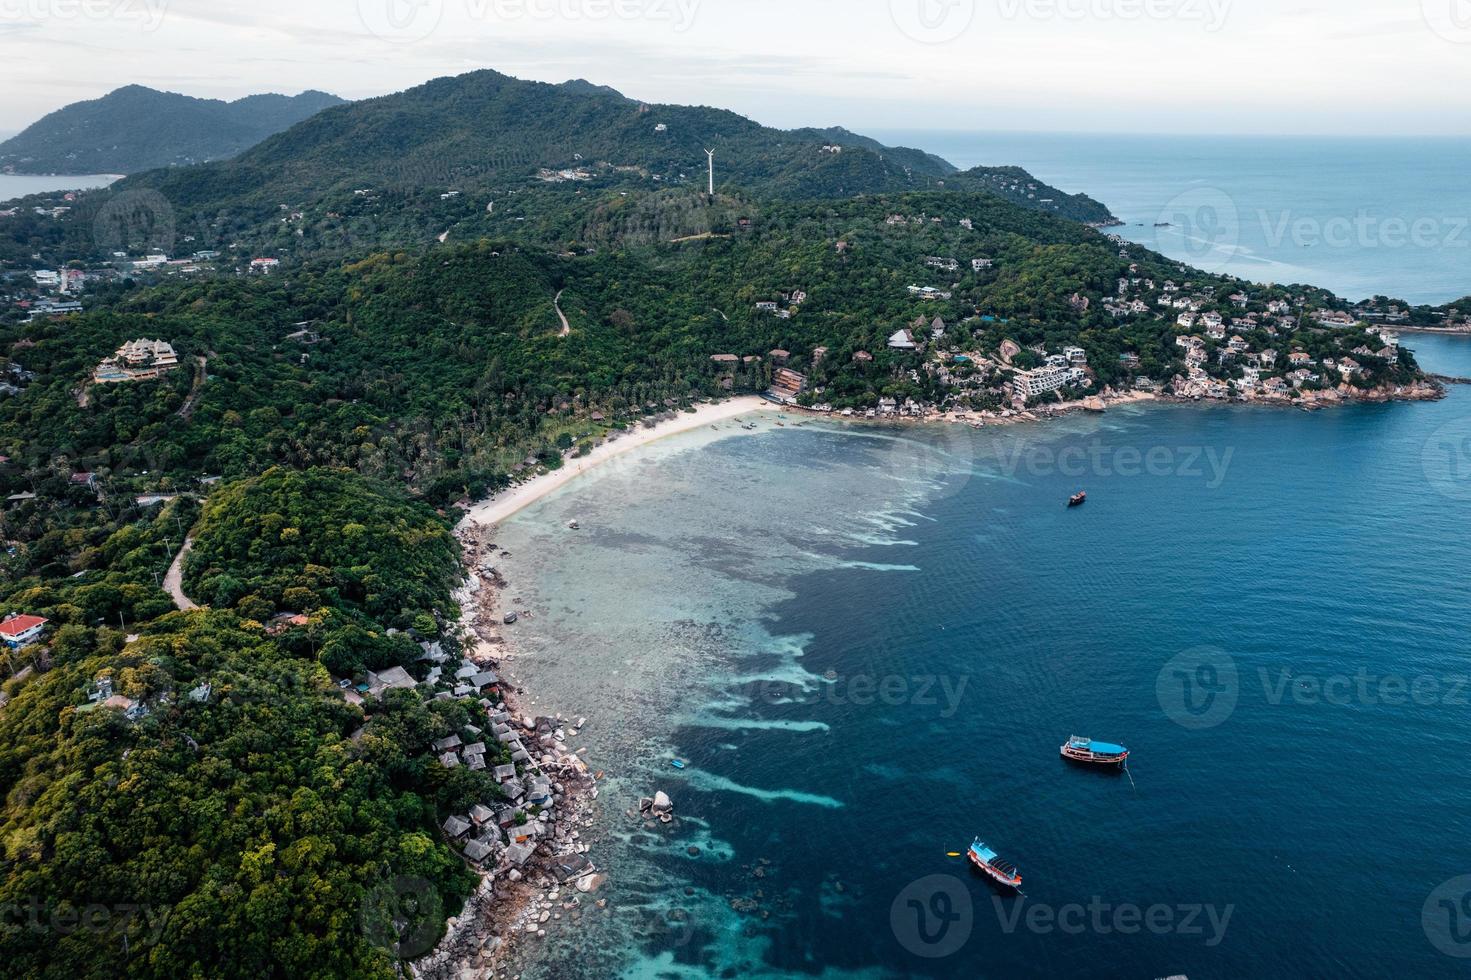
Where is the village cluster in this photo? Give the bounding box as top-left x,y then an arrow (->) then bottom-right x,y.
713,221 -> 1436,421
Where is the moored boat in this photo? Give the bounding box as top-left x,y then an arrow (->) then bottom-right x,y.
1068,491 -> 1087,507
1060,735 -> 1129,766
967,839 -> 1023,889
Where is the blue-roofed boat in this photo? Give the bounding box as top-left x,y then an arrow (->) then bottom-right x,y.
967,839 -> 1023,889
1060,735 -> 1129,767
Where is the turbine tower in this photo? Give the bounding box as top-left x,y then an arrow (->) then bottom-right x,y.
705,149 -> 715,198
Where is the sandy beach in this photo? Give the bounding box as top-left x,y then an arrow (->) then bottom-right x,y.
463,396 -> 771,528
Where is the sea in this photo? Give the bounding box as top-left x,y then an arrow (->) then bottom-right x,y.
0,173 -> 120,204
870,132 -> 1471,307
489,332 -> 1471,979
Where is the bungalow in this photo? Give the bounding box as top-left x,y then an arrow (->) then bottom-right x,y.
367,666 -> 417,697
505,842 -> 536,868
433,734 -> 464,754
887,329 -> 917,350
754,301 -> 778,312
493,764 -> 517,782
853,350 -> 873,363
463,839 -> 494,865
1064,346 -> 1087,365
972,258 -> 993,272
443,816 -> 472,840
0,614 -> 48,647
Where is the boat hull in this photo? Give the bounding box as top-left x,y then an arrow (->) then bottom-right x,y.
1060,743 -> 1129,766
967,850 -> 1023,890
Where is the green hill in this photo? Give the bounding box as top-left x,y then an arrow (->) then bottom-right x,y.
0,86 -> 346,175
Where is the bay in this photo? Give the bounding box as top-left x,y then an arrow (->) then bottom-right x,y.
490,334 -> 1471,978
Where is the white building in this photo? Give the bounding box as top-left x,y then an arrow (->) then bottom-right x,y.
1011,365 -> 1070,401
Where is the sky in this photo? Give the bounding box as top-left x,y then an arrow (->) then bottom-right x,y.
1,0 -> 1469,137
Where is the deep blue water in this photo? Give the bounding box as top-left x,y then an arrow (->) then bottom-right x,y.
870,131 -> 1471,307
498,335 -> 1471,978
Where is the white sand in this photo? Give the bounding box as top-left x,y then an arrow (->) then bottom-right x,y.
464,397 -> 771,527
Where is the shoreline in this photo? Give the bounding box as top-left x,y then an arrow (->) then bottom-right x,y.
463,396 -> 770,530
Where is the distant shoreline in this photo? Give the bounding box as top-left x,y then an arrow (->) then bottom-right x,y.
462,396 -> 770,529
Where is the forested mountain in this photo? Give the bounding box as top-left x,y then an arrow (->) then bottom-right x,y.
86,70 -> 1114,239
0,86 -> 346,174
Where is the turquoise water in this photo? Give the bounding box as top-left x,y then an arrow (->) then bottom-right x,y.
0,173 -> 118,204
493,335 -> 1471,978
871,131 -> 1471,307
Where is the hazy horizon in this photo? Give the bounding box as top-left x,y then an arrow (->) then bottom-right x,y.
3,0 -> 1470,137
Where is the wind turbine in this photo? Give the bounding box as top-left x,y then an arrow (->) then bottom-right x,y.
704,149 -> 715,198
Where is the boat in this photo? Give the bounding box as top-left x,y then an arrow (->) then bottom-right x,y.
967,839 -> 1023,889
671,759 -> 687,770
1060,735 -> 1129,767
567,519 -> 581,530
1068,491 -> 1087,508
